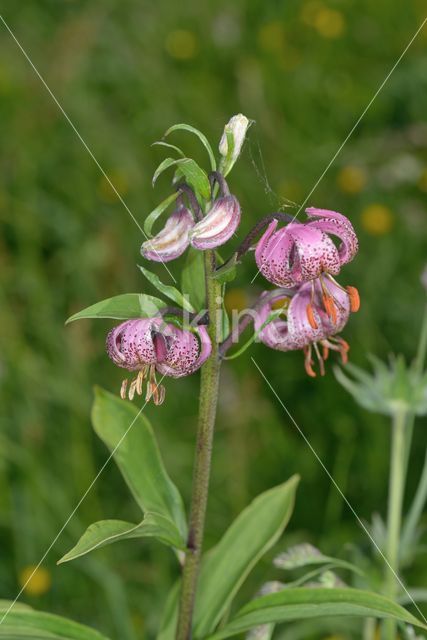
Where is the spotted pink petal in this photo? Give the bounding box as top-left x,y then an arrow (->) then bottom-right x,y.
190,195 -> 241,250
305,207 -> 358,265
254,297 -> 297,352
255,220 -> 295,287
106,319 -> 161,371
141,207 -> 194,262
156,325 -> 212,378
286,223 -> 341,282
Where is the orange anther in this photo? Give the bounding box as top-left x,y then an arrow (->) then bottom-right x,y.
306,303 -> 318,329
346,286 -> 360,312
322,346 -> 330,361
303,346 -> 317,377
323,294 -> 337,324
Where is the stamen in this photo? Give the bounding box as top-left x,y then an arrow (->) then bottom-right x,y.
322,345 -> 329,361
322,336 -> 350,364
136,369 -> 144,396
322,294 -> 338,324
303,345 -> 316,378
319,276 -> 338,324
346,286 -> 360,312
325,274 -> 360,313
153,384 -> 166,406
313,342 -> 325,376
120,379 -> 128,400
128,379 -> 137,401
306,303 -> 318,329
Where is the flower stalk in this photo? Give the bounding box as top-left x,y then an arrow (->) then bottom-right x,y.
176,249 -> 222,640
383,406 -> 407,640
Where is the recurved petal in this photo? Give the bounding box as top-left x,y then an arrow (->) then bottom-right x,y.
305,207 -> 358,265
141,207 -> 194,262
190,195 -> 241,250
106,319 -> 158,370
255,221 -> 296,287
156,326 -> 212,378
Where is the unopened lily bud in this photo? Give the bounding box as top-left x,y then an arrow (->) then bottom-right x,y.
190,195 -> 241,250
219,114 -> 250,176
140,207 -> 194,262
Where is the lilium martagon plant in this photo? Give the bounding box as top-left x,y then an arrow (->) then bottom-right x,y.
10,116 -> 427,640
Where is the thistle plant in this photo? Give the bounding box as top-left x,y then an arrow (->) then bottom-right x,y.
2,116 -> 426,640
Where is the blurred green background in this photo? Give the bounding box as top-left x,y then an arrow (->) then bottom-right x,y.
1,0 -> 427,638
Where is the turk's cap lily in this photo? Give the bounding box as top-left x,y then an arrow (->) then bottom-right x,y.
255,278 -> 357,377
106,318 -> 211,403
255,208 -> 358,288
141,206 -> 194,262
219,114 -> 250,176
190,195 -> 241,250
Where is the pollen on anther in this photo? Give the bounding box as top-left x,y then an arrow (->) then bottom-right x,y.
346,286 -> 360,312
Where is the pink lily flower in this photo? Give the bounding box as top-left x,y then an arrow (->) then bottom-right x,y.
107,318 -> 211,404
255,278 -> 356,378
255,207 -> 360,327
140,206 -> 194,262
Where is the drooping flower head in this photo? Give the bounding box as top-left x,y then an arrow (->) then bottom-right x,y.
255,208 -> 358,286
141,206 -> 194,262
255,279 -> 355,377
141,190 -> 241,261
107,318 -> 211,404
255,207 -> 360,329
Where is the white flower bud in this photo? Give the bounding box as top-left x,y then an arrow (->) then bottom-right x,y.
219,114 -> 250,176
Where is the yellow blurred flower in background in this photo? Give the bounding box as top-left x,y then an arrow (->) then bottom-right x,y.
257,21 -> 300,71
165,30 -> 198,60
301,2 -> 346,38
98,171 -> 129,203
224,288 -> 249,314
19,565 -> 52,596
337,166 -> 367,194
360,204 -> 394,236
258,21 -> 285,53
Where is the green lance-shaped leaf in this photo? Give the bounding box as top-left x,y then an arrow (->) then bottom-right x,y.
59,514 -> 185,564
0,603 -> 110,640
144,191 -> 181,237
66,294 -> 166,324
164,123 -> 217,171
138,265 -> 195,313
206,588 -> 427,640
181,248 -> 206,311
152,140 -> 185,158
152,157 -> 211,202
157,477 -> 299,640
193,476 -> 300,637
91,388 -> 187,541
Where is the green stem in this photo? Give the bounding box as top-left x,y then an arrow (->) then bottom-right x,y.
402,302 -> 427,512
383,407 -> 407,640
414,302 -> 427,377
176,250 -> 222,640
